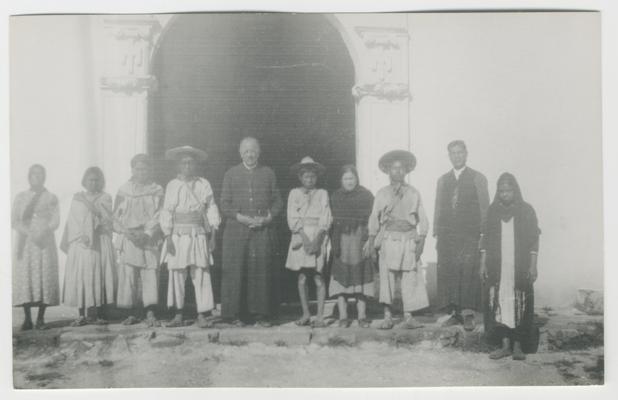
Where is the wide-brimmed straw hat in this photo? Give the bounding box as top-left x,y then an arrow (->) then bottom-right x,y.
165,145 -> 208,162
290,156 -> 326,176
378,149 -> 416,173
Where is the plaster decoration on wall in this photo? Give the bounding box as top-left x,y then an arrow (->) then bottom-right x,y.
101,17 -> 162,94
100,75 -> 158,94
353,26 -> 410,101
351,82 -> 411,101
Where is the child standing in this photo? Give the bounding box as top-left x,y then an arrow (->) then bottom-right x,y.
286,157 -> 332,328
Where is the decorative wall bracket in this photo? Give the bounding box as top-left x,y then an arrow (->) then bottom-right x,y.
100,75 -> 158,94
355,26 -> 409,50
352,82 -> 411,101
103,18 -> 161,43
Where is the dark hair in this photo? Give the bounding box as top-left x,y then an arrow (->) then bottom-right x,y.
28,164 -> 46,179
297,167 -> 318,178
493,172 -> 524,204
81,166 -> 105,192
447,140 -> 467,152
340,164 -> 359,183
130,153 -> 151,168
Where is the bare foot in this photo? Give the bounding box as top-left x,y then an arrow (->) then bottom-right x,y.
489,347 -> 512,360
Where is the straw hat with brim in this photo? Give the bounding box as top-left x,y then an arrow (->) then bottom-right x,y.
165,145 -> 208,162
378,150 -> 417,173
291,156 -> 326,176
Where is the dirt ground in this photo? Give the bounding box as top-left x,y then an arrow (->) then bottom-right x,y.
12,305 -> 604,388
13,336 -> 603,388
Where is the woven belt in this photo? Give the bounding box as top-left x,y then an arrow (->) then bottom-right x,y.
385,220 -> 416,232
174,211 -> 203,225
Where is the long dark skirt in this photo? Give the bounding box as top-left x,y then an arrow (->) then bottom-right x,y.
483,283 -> 539,353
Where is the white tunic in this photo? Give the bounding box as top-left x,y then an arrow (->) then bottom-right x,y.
498,219 -> 516,328
285,188 -> 332,272
160,177 -> 221,270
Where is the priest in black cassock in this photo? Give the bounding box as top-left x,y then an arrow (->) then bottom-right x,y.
220,137 -> 283,327
434,140 -> 489,330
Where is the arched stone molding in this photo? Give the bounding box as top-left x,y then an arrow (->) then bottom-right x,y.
97,14 -> 413,193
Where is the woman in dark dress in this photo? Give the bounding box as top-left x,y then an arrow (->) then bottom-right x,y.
328,165 -> 375,328
480,173 -> 540,360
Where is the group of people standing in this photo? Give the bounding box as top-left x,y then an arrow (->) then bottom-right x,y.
12,137 -> 540,361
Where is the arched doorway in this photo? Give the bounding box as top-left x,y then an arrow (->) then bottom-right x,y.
148,13 -> 356,305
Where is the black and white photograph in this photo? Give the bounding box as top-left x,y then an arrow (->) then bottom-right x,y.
3,0 -> 615,393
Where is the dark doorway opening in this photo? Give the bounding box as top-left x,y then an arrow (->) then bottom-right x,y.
149,13 -> 355,307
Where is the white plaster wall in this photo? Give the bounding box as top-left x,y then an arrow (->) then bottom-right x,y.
9,13 -> 603,308
10,15 -> 99,281
407,12 -> 603,307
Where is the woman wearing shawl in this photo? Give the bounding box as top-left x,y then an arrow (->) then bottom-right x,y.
480,173 -> 540,361
12,164 -> 60,330
328,165 -> 375,328
61,167 -> 117,326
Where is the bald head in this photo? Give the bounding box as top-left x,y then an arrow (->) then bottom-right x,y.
239,137 -> 261,168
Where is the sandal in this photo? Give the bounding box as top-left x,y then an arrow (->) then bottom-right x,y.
144,311 -> 161,327
489,348 -> 512,360
337,318 -> 352,328
121,316 -> 139,326
378,318 -> 395,330
224,319 -> 245,328
398,316 -> 424,330
255,320 -> 273,328
165,316 -> 184,328
196,315 -> 214,329
311,319 -> 327,328
358,318 -> 372,328
70,317 -> 88,327
295,317 -> 311,327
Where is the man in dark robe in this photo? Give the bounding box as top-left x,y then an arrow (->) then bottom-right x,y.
220,137 -> 283,327
434,140 -> 489,330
